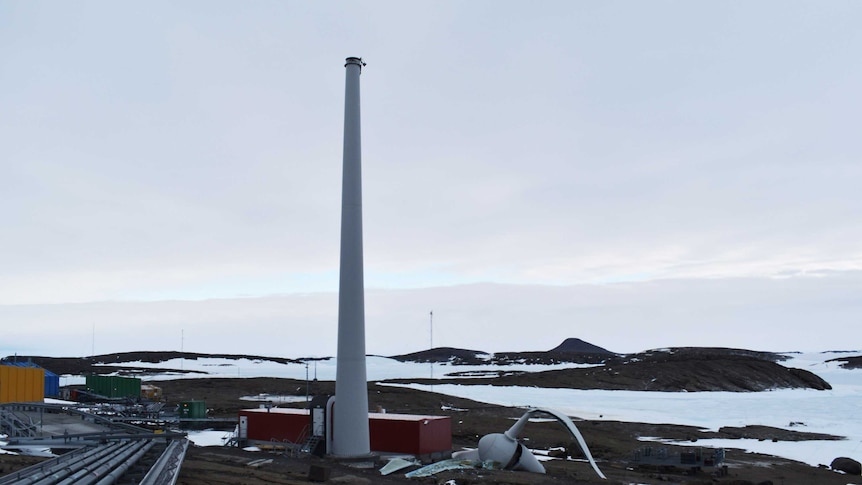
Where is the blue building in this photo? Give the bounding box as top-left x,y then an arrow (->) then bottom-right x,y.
0,360 -> 60,398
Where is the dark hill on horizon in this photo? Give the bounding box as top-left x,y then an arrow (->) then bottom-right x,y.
384,346 -> 833,392
390,337 -> 615,365
549,337 -> 615,354
3,351 -> 304,377
388,346 -> 490,365
827,354 -> 862,369
5,341 -> 836,392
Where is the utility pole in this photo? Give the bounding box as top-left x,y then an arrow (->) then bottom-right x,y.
429,311 -> 434,380
305,361 -> 310,403
429,311 -> 433,350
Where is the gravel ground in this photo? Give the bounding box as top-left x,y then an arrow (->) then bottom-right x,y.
3,349 -> 857,484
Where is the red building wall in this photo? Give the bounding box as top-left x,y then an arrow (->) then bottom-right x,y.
239,408 -> 451,456
368,412 -> 451,455
240,408 -> 309,444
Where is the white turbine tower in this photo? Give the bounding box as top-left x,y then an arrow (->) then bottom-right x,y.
331,56 -> 371,457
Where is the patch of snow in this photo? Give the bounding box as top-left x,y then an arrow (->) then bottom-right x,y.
440,405 -> 468,412
0,438 -> 14,455
640,437 -> 855,469
239,394 -> 309,404
186,429 -> 235,447
73,356 -> 586,384
509,417 -> 557,423
8,447 -> 56,457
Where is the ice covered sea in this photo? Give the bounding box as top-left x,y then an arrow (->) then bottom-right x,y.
53,351 -> 862,468
395,353 -> 862,468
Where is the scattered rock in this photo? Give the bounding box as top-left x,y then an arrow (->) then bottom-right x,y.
830,456 -> 861,475
308,464 -> 331,482
547,448 -> 567,458
329,475 -> 372,484
826,355 -> 862,369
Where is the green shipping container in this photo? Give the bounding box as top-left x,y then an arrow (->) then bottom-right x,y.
179,400 -> 207,419
86,375 -> 142,398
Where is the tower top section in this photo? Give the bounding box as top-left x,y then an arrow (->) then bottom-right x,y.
345,57 -> 366,72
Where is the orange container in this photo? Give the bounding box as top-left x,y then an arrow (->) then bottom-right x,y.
0,364 -> 45,403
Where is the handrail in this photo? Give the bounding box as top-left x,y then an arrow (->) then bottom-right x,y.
137,437 -> 189,485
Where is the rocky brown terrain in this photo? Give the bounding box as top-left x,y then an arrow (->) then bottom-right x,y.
17,344 -> 830,393
3,343 -> 859,484
4,375 -> 850,484
386,346 -> 831,392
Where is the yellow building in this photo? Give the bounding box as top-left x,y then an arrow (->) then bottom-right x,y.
0,364 -> 45,403
141,384 -> 163,400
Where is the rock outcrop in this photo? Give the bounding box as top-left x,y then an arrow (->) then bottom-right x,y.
831,456 -> 862,475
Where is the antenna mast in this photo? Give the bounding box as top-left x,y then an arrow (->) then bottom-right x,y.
429,311 -> 434,380
429,311 -> 433,350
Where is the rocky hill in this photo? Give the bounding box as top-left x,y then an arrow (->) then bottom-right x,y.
389,338 -> 616,366
827,354 -> 862,369
549,337 -> 615,354
501,348 -> 829,392
385,346 -> 832,392
7,341 -> 834,392
388,346 -> 490,365
5,351 -> 302,377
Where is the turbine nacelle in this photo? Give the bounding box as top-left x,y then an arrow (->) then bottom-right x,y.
477,432 -> 545,473
455,407 -> 606,479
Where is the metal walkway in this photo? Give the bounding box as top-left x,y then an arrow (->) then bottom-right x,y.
0,403 -> 190,485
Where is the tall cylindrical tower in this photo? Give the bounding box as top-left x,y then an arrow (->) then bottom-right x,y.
332,56 -> 370,457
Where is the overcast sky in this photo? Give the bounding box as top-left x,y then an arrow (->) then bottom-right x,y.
2,2 -> 860,357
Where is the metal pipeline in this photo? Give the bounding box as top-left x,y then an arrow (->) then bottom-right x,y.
54,440 -> 150,485
27,443 -> 124,485
0,446 -> 90,485
92,440 -> 156,485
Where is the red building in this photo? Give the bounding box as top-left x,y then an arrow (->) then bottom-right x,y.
367,412 -> 451,457
239,408 -> 309,444
238,408 -> 451,459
